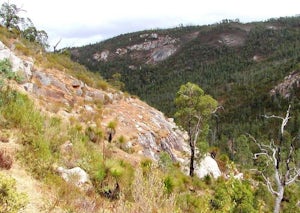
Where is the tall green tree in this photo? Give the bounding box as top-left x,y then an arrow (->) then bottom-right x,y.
174,82 -> 217,176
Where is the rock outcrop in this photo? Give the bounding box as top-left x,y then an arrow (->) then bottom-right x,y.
0,41 -> 33,80
270,70 -> 300,98
92,34 -> 179,64
194,155 -> 222,179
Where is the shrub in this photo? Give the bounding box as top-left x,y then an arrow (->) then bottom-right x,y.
0,150 -> 13,169
0,173 -> 28,213
0,59 -> 23,83
117,168 -> 179,213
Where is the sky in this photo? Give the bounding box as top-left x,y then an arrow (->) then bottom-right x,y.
7,0 -> 300,49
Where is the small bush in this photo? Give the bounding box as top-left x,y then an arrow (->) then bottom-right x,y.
0,173 -> 28,213
0,150 -> 13,169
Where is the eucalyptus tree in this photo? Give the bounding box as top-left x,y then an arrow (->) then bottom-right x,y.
174,82 -> 217,176
250,105 -> 300,213
0,2 -> 23,29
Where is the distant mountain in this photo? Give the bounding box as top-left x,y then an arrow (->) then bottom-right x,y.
70,16 -> 300,150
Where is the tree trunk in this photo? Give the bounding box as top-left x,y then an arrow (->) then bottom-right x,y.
189,140 -> 195,177
274,186 -> 284,213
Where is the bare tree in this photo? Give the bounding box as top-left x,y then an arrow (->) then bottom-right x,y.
249,105 -> 300,213
53,38 -> 62,53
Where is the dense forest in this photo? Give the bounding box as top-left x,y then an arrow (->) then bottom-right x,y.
71,17 -> 300,156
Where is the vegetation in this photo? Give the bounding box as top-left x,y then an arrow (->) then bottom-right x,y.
1,3 -> 300,211
250,106 -> 300,213
0,173 -> 28,213
175,82 -> 218,176
0,1 -> 48,48
71,16 -> 300,158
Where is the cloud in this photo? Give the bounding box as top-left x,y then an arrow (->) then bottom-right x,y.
8,0 -> 300,48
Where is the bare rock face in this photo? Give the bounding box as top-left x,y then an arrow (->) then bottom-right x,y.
149,45 -> 177,63
0,41 -> 33,80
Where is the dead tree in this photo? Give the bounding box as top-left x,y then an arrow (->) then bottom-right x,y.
249,105 -> 300,213
53,38 -> 61,53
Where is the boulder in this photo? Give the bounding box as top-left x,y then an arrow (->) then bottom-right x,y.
194,155 -> 222,179
57,166 -> 91,190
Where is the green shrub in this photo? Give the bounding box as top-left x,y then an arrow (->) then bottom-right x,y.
0,59 -> 23,83
0,173 -> 28,213
177,192 -> 210,213
159,152 -> 173,171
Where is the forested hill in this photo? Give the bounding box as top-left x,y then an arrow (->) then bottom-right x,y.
70,16 -> 300,149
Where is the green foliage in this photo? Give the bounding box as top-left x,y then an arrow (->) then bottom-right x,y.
0,173 -> 28,213
174,82 -> 217,145
177,192 -> 210,213
158,152 -> 174,171
210,178 -> 258,213
234,135 -> 253,168
163,176 -> 174,194
71,17 -> 300,167
0,2 -> 48,48
0,88 -> 43,133
0,59 -> 22,82
0,2 -> 22,29
107,120 -> 117,131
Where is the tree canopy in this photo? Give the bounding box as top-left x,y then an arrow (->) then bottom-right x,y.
175,82 -> 218,176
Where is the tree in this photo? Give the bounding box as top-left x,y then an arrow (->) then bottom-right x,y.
0,2 -> 49,49
0,2 -> 23,29
250,105 -> 300,213
22,26 -> 49,48
174,82 -> 217,176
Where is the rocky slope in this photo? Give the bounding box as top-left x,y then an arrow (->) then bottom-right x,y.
0,40 -> 195,172
0,38 -> 225,212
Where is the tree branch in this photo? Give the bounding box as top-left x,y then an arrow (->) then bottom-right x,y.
262,173 -> 279,196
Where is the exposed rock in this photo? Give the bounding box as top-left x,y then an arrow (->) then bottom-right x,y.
194,155 -> 222,179
270,70 -> 300,98
51,78 -> 69,93
93,50 -> 109,62
89,90 -> 105,102
0,41 -> 33,80
116,48 -> 127,55
140,33 -> 149,38
219,34 -> 245,47
57,166 -> 92,190
84,105 -> 94,112
149,45 -> 177,62
34,71 -> 52,86
23,82 -> 38,93
150,33 -> 158,39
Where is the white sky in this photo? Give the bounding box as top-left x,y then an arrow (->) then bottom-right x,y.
8,0 -> 300,49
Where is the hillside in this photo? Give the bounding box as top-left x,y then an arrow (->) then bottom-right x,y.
1,14 -> 300,212
70,17 -> 300,153
0,26 -> 261,212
